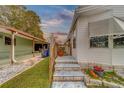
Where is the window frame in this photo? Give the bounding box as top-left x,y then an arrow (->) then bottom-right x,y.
113,34 -> 124,48
89,35 -> 109,48
5,36 -> 16,46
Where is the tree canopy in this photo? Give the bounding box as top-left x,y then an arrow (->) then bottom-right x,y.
0,5 -> 43,39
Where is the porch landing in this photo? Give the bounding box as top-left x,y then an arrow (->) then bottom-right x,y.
52,81 -> 86,88
55,56 -> 77,63
52,56 -> 86,88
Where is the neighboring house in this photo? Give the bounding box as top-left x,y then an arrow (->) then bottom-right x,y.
65,5 -> 124,66
0,25 -> 47,65
52,32 -> 67,45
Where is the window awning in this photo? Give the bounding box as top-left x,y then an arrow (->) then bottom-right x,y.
89,17 -> 124,37
113,17 -> 124,35
89,19 -> 110,37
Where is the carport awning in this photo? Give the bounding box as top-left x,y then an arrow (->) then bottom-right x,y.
89,17 -> 124,37
0,25 -> 46,42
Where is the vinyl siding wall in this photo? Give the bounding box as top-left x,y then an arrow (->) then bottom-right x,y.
0,32 -> 11,61
72,29 -> 77,59
75,7 -> 124,66
0,32 -> 33,65
112,6 -> 124,66
15,36 -> 33,60
112,6 -> 124,17
76,12 -> 112,65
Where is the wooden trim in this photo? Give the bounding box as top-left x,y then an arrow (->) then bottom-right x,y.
69,39 -> 72,55
0,25 -> 46,43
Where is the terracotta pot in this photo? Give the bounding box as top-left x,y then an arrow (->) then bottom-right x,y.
57,50 -> 64,56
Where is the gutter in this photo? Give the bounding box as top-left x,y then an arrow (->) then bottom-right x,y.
0,25 -> 46,42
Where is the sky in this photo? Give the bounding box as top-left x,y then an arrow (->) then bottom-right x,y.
25,5 -> 77,34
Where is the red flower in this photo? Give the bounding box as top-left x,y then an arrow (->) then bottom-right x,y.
94,66 -> 104,72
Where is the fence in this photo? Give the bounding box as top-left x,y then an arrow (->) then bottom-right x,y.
49,37 -> 57,86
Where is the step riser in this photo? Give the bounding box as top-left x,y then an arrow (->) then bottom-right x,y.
55,67 -> 80,71
52,82 -> 86,88
53,80 -> 83,82
53,76 -> 83,81
56,62 -> 78,64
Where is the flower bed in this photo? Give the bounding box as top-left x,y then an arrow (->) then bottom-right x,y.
83,65 -> 124,88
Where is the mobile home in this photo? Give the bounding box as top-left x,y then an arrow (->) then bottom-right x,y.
66,5 -> 124,67
0,25 -> 47,65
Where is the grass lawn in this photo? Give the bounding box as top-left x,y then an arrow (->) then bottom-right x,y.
0,57 -> 50,88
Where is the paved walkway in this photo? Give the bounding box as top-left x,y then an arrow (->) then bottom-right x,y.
0,53 -> 40,66
52,56 -> 86,88
0,55 -> 43,84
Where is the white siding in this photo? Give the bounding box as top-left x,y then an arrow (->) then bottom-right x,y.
76,17 -> 90,62
88,10 -> 112,22
112,6 -> 124,66
112,6 -> 124,17
112,49 -> 124,66
71,30 -> 77,59
72,6 -> 124,66
76,13 -> 112,65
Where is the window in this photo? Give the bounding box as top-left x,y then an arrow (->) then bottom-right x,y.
5,36 -> 16,45
73,37 -> 76,48
113,35 -> 124,48
5,37 -> 11,45
90,36 -> 108,48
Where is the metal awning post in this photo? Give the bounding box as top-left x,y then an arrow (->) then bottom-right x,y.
32,38 -> 35,57
11,32 -> 17,64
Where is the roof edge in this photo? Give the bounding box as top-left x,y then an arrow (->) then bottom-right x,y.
0,25 -> 47,43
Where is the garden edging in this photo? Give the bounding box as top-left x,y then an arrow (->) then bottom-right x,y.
84,74 -> 124,88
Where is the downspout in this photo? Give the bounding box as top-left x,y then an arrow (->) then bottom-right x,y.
11,32 -> 17,64
32,38 -> 35,57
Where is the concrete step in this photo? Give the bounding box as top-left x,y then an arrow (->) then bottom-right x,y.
55,56 -> 77,64
55,63 -> 81,71
56,61 -> 78,64
52,81 -> 86,88
53,71 -> 84,81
